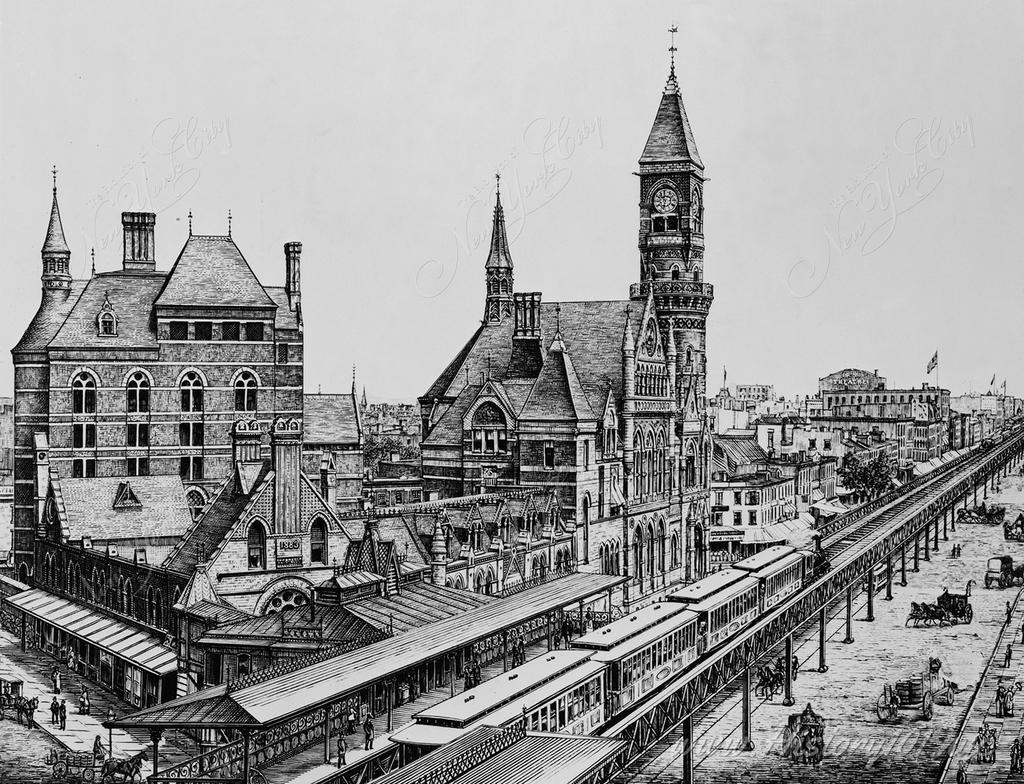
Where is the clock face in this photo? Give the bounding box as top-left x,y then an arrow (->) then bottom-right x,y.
653,188 -> 678,214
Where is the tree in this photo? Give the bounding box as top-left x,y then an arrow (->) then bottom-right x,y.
840,453 -> 896,500
363,434 -> 418,476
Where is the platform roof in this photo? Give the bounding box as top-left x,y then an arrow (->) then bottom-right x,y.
572,601 -> 685,651
112,572 -> 626,731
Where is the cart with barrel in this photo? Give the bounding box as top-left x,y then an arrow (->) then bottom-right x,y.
876,663 -> 956,721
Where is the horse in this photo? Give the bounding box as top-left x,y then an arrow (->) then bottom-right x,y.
101,750 -> 148,783
13,696 -> 38,727
754,665 -> 785,700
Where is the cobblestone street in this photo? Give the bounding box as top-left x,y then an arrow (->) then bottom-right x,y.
622,477 -> 1024,783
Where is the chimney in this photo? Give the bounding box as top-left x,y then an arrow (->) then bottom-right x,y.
507,292 -> 544,377
233,419 -> 263,464
284,242 -> 301,311
122,212 -> 156,271
271,417 -> 302,533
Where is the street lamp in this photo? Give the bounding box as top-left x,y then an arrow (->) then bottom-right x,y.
106,707 -> 115,759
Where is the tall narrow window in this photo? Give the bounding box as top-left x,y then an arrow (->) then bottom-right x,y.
186,489 -> 206,521
544,442 -> 555,470
180,372 -> 204,412
247,522 -> 267,569
126,372 -> 150,413
310,519 -> 327,565
234,372 -> 258,412
72,374 -> 96,414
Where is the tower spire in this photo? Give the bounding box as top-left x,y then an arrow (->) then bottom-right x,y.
483,169 -> 514,324
41,168 -> 72,293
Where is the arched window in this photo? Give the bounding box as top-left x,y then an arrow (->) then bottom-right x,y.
186,489 -> 206,522
234,371 -> 258,412
180,371 -> 204,412
646,523 -> 656,578
692,189 -> 703,234
658,522 -> 667,573
632,433 -> 643,498
97,570 -> 107,606
146,586 -> 156,625
126,372 -> 150,413
98,312 -> 117,336
72,373 -> 96,414
686,347 -> 693,365
671,265 -> 680,281
471,403 -> 508,454
154,589 -> 163,629
582,495 -> 590,563
248,522 -> 267,569
670,533 -> 680,568
474,570 -> 486,594
632,528 -> 643,580
123,579 -> 134,617
264,588 -> 307,614
310,519 -> 327,565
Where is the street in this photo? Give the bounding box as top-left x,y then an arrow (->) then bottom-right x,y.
622,477 -> 1024,783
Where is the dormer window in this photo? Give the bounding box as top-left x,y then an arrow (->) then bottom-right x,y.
97,293 -> 118,336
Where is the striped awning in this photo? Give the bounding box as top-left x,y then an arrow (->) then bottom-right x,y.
5,588 -> 177,675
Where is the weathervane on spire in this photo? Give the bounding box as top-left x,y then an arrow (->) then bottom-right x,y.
227,209 -> 232,237
51,165 -> 58,193
188,210 -> 193,236
668,24 -> 678,78
90,248 -> 96,278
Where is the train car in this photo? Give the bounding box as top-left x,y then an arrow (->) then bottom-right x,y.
572,601 -> 688,653
390,649 -> 606,751
733,546 -> 807,611
591,608 -> 699,715
666,568 -> 760,649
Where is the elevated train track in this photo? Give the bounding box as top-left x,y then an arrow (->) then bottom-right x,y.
601,430 -> 1024,783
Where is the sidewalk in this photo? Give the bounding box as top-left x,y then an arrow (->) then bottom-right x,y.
940,587 -> 1024,783
0,627 -> 193,768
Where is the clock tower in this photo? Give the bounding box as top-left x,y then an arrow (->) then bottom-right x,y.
631,46 -> 713,403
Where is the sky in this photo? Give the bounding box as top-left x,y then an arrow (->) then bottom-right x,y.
1,1 -> 1022,402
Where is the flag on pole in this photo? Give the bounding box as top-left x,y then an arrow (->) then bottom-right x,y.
991,373 -> 997,389
926,350 -> 938,374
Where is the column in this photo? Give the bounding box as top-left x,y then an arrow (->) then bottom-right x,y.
578,598 -> 585,634
741,666 -> 754,751
546,612 -> 553,651
502,630 -> 509,673
817,606 -> 828,673
900,543 -> 907,586
933,514 -> 940,550
866,569 -> 875,622
843,586 -> 854,644
681,715 -> 694,784
241,730 -> 251,784
783,634 -> 794,706
449,653 -> 455,698
885,552 -> 893,601
323,710 -> 331,763
387,680 -> 394,733
942,509 -> 948,541
20,612 -> 26,653
923,522 -> 931,562
150,730 -> 162,776
913,533 -> 920,572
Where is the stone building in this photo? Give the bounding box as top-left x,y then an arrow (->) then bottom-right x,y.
418,58 -> 715,602
11,185 -> 304,579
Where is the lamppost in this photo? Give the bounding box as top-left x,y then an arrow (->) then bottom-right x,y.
106,707 -> 116,759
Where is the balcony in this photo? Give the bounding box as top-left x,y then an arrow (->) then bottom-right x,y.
629,280 -> 715,300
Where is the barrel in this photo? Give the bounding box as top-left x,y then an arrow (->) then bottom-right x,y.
896,679 -> 924,705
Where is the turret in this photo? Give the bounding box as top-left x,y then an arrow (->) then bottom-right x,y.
484,173 -> 514,324
41,169 -> 72,294
430,515 -> 447,586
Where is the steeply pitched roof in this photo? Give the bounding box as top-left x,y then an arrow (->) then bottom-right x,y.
155,235 -> 277,309
13,281 -> 87,352
486,187 -> 513,271
304,393 -> 361,445
640,74 -> 703,168
520,332 -> 596,421
57,475 -> 193,543
48,272 -> 165,349
713,436 -> 769,475
42,188 -> 70,255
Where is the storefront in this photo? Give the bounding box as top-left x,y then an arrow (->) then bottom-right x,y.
5,588 -> 177,708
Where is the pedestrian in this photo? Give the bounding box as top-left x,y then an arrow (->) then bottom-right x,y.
792,654 -> 800,682
67,649 -> 76,673
363,715 -> 375,751
58,699 -> 66,731
996,685 -> 1006,717
1008,601 -> 1014,627
93,734 -> 106,763
337,733 -> 347,767
50,696 -> 59,725
78,687 -> 91,715
50,666 -> 57,693
1007,644 -> 1014,669
53,669 -> 61,695
585,609 -> 594,631
347,708 -> 356,735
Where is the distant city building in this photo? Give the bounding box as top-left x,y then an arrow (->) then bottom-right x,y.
734,384 -> 775,405
302,392 -> 364,512
819,368 -> 886,394
365,459 -> 423,507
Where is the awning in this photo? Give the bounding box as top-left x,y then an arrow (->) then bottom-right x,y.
743,517 -> 816,546
5,588 -> 177,675
390,722 -> 465,747
811,500 -> 846,517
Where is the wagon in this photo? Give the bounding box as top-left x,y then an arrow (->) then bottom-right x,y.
781,703 -> 824,763
876,670 -> 955,721
46,749 -> 102,783
1006,513 -> 1024,542
985,556 -> 1024,589
0,678 -> 23,720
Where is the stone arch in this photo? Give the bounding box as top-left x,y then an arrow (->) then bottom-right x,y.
229,366 -> 265,388
174,366 -> 210,386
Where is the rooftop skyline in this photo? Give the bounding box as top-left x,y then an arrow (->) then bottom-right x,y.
2,1 -> 1021,402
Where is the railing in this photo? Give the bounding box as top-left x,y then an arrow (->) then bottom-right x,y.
628,281 -> 715,299
498,567 -> 575,598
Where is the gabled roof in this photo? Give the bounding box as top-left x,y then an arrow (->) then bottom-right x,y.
520,332 -> 596,421
640,73 -> 703,168
304,393 -> 361,445
57,475 -> 193,543
155,235 -> 276,309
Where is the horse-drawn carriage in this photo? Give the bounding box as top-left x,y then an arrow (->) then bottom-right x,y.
876,659 -> 957,721
0,677 -> 23,720
1005,513 -> 1024,541
958,502 -> 1006,525
781,703 -> 824,764
46,749 -> 147,784
985,556 -> 1024,588
906,581 -> 975,626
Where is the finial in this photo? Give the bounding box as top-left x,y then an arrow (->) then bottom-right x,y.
90,248 -> 96,278
188,210 -> 193,236
227,209 -> 232,237
51,165 -> 58,193
555,303 -> 561,334
668,24 -> 678,78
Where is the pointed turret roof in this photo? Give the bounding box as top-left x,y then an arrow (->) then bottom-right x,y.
640,70 -> 703,168
486,179 -> 513,270
42,182 -> 70,256
520,330 -> 596,422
